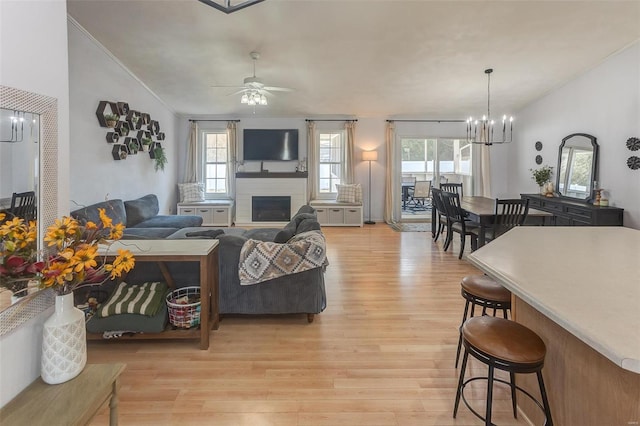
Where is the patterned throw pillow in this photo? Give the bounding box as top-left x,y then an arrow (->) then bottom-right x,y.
336,184 -> 363,204
178,182 -> 204,203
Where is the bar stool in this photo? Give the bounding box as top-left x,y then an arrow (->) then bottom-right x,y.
453,316 -> 553,426
455,275 -> 511,368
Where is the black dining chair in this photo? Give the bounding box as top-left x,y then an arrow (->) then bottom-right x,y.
430,187 -> 448,242
9,191 -> 37,222
472,198 -> 530,245
440,191 -> 479,259
440,183 -> 463,198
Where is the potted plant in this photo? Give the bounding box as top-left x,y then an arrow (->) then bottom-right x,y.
141,137 -> 153,151
104,113 -> 119,128
151,144 -> 167,172
128,140 -> 139,154
530,165 -> 554,196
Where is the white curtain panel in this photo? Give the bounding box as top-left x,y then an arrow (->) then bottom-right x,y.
384,121 -> 398,224
344,121 -> 356,184
306,121 -> 317,201
184,121 -> 198,183
227,121 -> 237,199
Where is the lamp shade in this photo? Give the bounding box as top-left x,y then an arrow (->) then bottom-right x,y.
362,150 -> 378,161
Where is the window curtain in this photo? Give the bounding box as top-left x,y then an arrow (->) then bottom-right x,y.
473,127 -> 492,197
383,121 -> 398,224
344,121 -> 356,184
184,121 -> 198,183
226,121 -> 237,199
306,120 -> 317,202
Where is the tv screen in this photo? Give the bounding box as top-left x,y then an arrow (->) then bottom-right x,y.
243,129 -> 299,161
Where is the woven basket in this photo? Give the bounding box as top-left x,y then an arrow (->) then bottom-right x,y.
166,287 -> 201,328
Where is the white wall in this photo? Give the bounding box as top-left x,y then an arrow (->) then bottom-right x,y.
68,19 -> 179,214
0,0 -> 70,407
510,41 -> 640,229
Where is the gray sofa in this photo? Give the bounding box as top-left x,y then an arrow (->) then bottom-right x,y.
119,205 -> 327,324
70,194 -> 202,238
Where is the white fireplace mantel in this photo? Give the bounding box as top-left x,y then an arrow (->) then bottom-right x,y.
235,174 -> 307,226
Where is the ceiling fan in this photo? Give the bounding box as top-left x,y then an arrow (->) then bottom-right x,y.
211,52 -> 293,106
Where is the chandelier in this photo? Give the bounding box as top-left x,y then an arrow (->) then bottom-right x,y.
198,0 -> 265,14
240,91 -> 267,106
466,69 -> 513,145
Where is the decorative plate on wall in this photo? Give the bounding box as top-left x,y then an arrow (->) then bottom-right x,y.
626,137 -> 640,151
535,141 -> 543,151
535,155 -> 543,165
627,156 -> 640,170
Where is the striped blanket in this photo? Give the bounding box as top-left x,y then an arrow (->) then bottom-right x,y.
239,230 -> 327,286
98,281 -> 167,318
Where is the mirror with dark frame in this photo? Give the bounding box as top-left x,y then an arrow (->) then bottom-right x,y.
556,133 -> 598,200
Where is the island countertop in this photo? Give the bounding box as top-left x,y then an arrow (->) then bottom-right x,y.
467,226 -> 640,374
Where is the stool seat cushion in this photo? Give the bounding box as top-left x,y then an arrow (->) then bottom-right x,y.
461,275 -> 511,303
463,316 -> 546,365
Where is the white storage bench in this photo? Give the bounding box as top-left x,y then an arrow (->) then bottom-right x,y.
177,200 -> 233,227
309,200 -> 363,227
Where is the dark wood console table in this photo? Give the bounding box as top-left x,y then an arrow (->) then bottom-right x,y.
521,193 -> 623,226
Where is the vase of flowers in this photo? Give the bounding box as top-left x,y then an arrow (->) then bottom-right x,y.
0,215 -> 43,303
39,209 -> 135,384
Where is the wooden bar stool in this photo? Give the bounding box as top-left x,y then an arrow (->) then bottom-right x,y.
453,316 -> 554,426
455,275 -> 511,368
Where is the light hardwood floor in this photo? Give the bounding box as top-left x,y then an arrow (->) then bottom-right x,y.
88,224 -> 529,425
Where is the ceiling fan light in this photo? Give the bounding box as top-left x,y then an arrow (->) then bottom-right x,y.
260,95 -> 267,105
248,98 -> 256,106
241,94 -> 248,104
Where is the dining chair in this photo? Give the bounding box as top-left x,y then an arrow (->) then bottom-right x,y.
402,176 -> 416,208
409,180 -> 431,210
440,191 -> 479,259
472,198 -> 530,244
430,187 -> 448,242
9,191 -> 37,222
440,183 -> 463,198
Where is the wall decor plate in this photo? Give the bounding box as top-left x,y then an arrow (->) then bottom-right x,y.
627,156 -> 640,170
535,154 -> 543,165
626,137 -> 640,151
535,141 -> 543,151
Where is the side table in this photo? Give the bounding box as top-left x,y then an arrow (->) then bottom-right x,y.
0,363 -> 126,426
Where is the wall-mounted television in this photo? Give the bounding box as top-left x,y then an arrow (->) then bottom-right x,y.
243,129 -> 299,161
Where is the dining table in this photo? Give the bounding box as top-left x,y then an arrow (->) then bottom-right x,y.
431,196 -> 554,247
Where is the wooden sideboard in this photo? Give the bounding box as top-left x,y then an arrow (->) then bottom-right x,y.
521,193 -> 623,226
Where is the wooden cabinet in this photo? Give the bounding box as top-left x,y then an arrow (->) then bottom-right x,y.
521,194 -> 623,226
310,201 -> 363,227
177,201 -> 233,227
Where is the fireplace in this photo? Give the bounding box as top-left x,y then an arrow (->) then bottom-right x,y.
252,196 -> 291,222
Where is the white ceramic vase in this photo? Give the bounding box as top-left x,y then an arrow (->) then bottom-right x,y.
41,292 -> 87,384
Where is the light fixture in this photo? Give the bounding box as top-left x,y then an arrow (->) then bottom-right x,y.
362,150 -> 378,225
466,69 -> 513,145
240,89 -> 268,107
197,0 -> 265,14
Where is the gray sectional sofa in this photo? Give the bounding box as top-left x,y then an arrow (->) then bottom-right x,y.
70,194 -> 203,238
84,204 -> 327,333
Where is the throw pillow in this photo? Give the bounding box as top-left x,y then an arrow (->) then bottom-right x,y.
336,184 -> 357,203
353,183 -> 363,204
273,228 -> 295,243
178,182 -> 204,203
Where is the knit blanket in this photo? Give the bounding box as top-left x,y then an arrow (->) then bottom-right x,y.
98,281 -> 167,317
239,230 -> 327,286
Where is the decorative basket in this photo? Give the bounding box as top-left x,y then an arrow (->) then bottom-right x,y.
166,287 -> 201,329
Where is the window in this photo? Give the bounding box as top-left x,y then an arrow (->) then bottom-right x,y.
202,131 -> 228,195
318,131 -> 344,194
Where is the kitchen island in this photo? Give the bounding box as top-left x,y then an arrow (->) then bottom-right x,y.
467,226 -> 639,425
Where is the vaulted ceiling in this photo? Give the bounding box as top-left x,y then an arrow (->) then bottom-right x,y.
67,0 -> 640,118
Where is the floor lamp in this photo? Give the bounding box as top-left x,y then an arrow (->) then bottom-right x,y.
362,150 -> 378,225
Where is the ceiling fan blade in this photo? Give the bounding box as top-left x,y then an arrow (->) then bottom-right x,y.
210,85 -> 247,89
264,86 -> 293,92
227,89 -> 249,96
